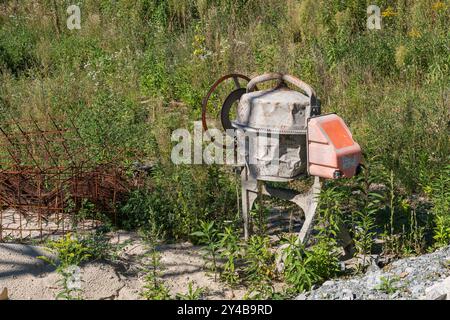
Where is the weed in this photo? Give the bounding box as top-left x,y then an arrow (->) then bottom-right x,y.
191,220 -> 221,280
376,276 -> 400,294
351,162 -> 383,269
38,233 -> 91,300
250,197 -> 270,236
282,235 -> 340,294
429,165 -> 450,249
176,281 -> 205,300
218,226 -> 241,287
80,229 -> 129,263
433,215 -> 450,248
243,235 -> 276,299
140,234 -> 171,300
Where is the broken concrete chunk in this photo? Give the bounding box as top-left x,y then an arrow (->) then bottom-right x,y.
425,276 -> 450,300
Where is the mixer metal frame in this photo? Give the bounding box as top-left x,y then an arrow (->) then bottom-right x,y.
240,166 -> 320,243
241,166 -> 354,254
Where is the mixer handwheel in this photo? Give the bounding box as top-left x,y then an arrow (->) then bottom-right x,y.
201,73 -> 251,133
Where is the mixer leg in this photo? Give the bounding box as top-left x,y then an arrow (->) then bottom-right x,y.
241,167 -> 258,240
297,176 -> 321,244
337,223 -> 355,258
294,177 -> 355,253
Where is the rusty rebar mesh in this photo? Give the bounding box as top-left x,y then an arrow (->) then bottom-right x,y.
0,115 -> 132,243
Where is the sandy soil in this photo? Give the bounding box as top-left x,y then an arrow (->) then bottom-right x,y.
0,231 -> 247,300
0,205 -> 302,300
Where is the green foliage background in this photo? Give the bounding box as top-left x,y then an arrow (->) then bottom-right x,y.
0,0 -> 448,246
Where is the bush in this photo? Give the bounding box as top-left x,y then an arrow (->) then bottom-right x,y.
0,18 -> 37,74
282,236 -> 340,294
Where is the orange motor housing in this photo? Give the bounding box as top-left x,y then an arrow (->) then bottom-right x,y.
308,114 -> 361,179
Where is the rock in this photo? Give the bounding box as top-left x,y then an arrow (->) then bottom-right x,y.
424,290 -> 447,300
275,244 -> 289,273
410,285 -> 424,297
367,263 -> 380,273
405,267 -> 414,274
340,289 -> 354,300
390,291 -> 400,299
297,245 -> 450,300
319,292 -> 329,299
425,276 -> 450,300
366,271 -> 382,290
345,254 -> 375,271
295,293 -> 307,300
322,280 -> 335,287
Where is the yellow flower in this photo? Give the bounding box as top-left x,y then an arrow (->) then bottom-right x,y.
408,28 -> 421,38
432,1 -> 447,11
401,199 -> 410,211
395,45 -> 408,68
423,185 -> 433,195
382,6 -> 398,17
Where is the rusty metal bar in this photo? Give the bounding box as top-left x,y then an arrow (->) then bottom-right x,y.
30,115 -> 59,167
11,118 -> 43,172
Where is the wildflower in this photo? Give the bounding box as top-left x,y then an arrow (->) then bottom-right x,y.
382,6 -> 398,17
408,28 -> 421,38
395,45 -> 408,68
432,1 -> 447,11
192,31 -> 207,58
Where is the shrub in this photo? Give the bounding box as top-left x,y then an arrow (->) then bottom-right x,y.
243,235 -> 276,299
282,236 -> 340,294
0,18 -> 37,74
191,220 -> 221,279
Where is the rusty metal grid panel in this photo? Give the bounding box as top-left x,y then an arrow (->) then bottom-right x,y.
0,115 -> 131,243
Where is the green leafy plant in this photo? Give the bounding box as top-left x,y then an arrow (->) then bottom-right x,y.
191,220 -> 221,280
140,234 -> 171,300
376,276 -> 400,294
176,281 -> 205,300
80,229 -> 130,263
218,226 -> 242,287
282,235 -> 340,294
433,215 -> 450,248
38,233 -> 91,300
250,201 -> 270,236
351,163 -> 383,270
243,235 -> 276,299
429,165 -> 450,249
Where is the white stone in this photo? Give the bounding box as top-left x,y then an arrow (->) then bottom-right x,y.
322,280 -> 335,287
366,263 -> 380,273
340,289 -> 354,300
425,276 -> 450,300
389,291 -> 400,299
295,293 -> 307,300
366,271 -> 382,290
405,267 -> 414,274
275,244 -> 289,273
410,285 -> 424,297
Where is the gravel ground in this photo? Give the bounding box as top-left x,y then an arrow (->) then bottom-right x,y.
297,246 -> 450,300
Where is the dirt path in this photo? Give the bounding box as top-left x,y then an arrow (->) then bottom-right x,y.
0,231 -> 246,300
